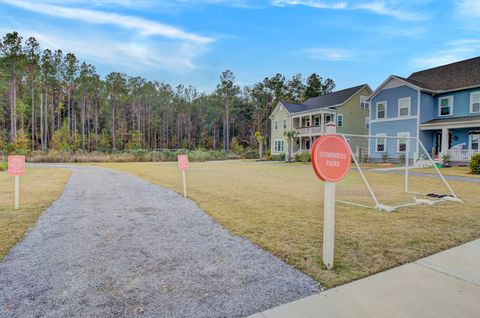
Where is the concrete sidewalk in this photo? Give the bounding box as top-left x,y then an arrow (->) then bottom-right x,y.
248,239 -> 480,318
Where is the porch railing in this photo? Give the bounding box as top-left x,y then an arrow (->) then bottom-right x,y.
447,149 -> 479,161
295,126 -> 324,135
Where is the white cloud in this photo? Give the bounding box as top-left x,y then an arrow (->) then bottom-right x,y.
303,48 -> 352,61
0,0 -> 214,44
456,0 -> 480,17
271,0 -> 427,21
2,27 -> 205,72
410,39 -> 480,69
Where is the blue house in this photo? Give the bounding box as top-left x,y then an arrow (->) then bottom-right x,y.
368,57 -> 480,164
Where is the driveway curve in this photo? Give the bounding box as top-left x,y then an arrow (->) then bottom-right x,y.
0,166 -> 319,318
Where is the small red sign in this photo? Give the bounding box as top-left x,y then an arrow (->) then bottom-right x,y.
178,155 -> 189,170
8,155 -> 26,176
311,135 -> 351,182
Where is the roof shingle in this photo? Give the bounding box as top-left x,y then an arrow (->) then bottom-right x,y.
407,56 -> 480,92
280,84 -> 368,114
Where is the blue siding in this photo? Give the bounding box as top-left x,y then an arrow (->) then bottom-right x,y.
419,93 -> 435,123
369,119 -> 418,158
419,130 -> 434,154
371,85 -> 418,120
434,88 -> 480,119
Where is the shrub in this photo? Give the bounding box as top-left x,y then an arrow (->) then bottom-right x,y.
230,137 -> 244,155
399,153 -> 406,165
0,161 -> 7,171
470,154 -> 480,175
381,152 -> 389,163
442,153 -> 451,166
243,149 -> 259,159
271,153 -> 285,161
295,151 -> 311,163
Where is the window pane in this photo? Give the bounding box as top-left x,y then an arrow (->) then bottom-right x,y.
441,98 -> 449,107
441,106 -> 450,115
399,107 -> 409,116
474,103 -> 480,113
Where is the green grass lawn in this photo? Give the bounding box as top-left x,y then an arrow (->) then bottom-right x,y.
412,166 -> 480,178
0,167 -> 71,260
99,161 -> 480,288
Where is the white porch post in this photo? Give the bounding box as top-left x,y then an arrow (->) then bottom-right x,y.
321,113 -> 325,132
441,127 -> 450,156
309,115 -> 312,127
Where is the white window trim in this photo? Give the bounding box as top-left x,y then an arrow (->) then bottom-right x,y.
397,132 -> 410,153
398,97 -> 411,117
469,133 -> 480,151
376,101 -> 387,120
274,139 -> 284,152
274,120 -> 278,130
360,96 -> 368,109
470,91 -> 480,114
438,96 -> 454,117
337,113 -> 344,127
282,118 -> 287,129
375,133 -> 386,153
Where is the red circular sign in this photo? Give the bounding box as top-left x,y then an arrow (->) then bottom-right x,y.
311,135 -> 351,182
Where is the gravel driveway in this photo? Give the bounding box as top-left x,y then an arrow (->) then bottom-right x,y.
0,166 -> 319,318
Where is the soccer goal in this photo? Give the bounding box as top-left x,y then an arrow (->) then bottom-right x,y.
334,133 -> 462,212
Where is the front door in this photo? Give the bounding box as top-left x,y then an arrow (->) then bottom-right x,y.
435,132 -> 442,157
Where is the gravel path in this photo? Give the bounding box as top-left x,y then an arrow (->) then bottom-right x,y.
0,166 -> 319,318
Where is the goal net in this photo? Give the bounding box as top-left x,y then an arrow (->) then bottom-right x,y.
334,133 -> 462,212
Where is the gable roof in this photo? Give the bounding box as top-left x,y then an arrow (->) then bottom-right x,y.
277,84 -> 370,115
407,56 -> 480,92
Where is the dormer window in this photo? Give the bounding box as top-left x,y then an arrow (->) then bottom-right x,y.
439,96 -> 453,116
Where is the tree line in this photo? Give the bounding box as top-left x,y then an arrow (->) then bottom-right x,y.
0,31 -> 335,153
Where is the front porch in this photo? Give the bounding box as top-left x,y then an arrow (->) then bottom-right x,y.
420,117 -> 480,163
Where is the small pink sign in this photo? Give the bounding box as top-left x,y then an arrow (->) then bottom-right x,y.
178,155 -> 189,170
8,155 -> 25,176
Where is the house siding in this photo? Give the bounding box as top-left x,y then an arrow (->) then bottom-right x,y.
370,119 -> 418,158
337,86 -> 371,135
434,88 -> 480,119
371,85 -> 418,120
270,105 -> 290,154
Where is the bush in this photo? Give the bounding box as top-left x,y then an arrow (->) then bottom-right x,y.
470,154 -> 480,175
0,161 -> 7,171
381,152 -> 389,163
242,148 -> 259,159
295,151 -> 311,163
271,153 -> 285,161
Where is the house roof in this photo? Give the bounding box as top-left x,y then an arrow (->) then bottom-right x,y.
279,84 -> 369,114
407,56 -> 480,92
420,115 -> 480,126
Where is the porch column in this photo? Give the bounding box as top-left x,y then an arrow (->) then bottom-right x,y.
309,136 -> 312,150
321,113 -> 325,132
309,115 -> 312,127
441,127 -> 450,155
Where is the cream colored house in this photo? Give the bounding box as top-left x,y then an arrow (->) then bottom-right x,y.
269,84 -> 372,157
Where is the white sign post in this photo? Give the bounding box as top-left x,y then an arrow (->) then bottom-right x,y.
177,155 -> 189,198
311,123 -> 351,270
323,124 -> 337,270
8,155 -> 26,210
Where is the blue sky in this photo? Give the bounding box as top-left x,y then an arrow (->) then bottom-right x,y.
1,0 -> 479,93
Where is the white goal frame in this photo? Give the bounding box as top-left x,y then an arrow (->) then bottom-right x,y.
337,133 -> 462,212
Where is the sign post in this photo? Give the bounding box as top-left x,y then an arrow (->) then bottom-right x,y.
8,155 -> 26,210
177,155 -> 189,198
311,124 -> 351,269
